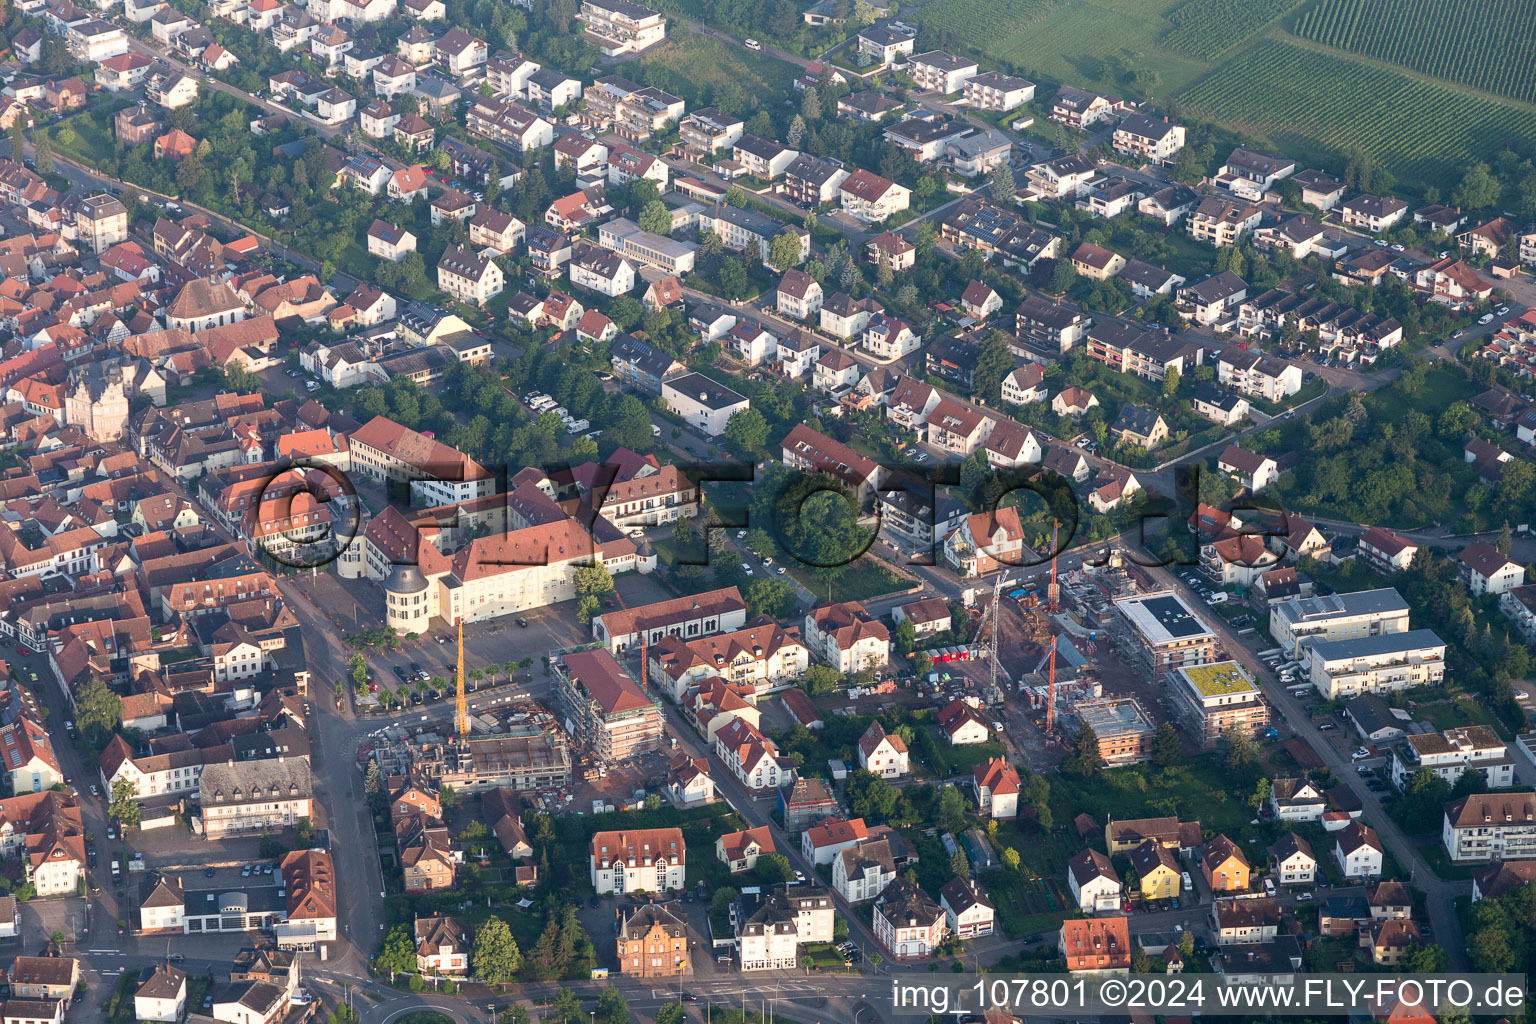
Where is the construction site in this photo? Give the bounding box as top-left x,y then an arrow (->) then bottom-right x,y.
949,539 -> 1181,769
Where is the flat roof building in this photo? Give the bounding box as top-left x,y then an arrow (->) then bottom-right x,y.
1269,588 -> 1410,657
1113,591 -> 1218,672
1304,629 -> 1447,700
1166,661 -> 1270,748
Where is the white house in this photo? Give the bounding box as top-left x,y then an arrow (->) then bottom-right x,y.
589,828 -> 686,895
1334,822 -> 1383,879
939,876 -> 995,938
1067,848 -> 1122,912
660,373 -> 749,437
1269,833 -> 1316,886
856,721 -> 908,778
1460,541 -> 1525,596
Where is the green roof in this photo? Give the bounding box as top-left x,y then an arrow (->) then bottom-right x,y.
1179,662 -> 1256,697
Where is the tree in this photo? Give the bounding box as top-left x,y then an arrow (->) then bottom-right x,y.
724,408 -> 769,451
573,564 -> 615,624
718,257 -> 748,297
754,852 -> 794,884
974,330 -> 1012,405
1162,367 -> 1181,400
1221,727 -> 1257,772
295,817 -> 314,844
1061,724 -> 1103,776
785,114 -> 806,149
950,847 -> 969,878
637,199 -> 671,236
33,133 -> 51,174
1001,847 -> 1020,871
438,784 -> 456,811
1150,722 -> 1183,768
937,784 -> 968,833
375,924 -> 417,980
655,1006 -> 686,1024
472,917 -> 522,984
1048,259 -> 1077,295
108,778 -> 140,831
75,676 -> 122,748
876,247 -> 894,287
594,987 -> 629,1024
893,617 -> 917,656
988,164 -> 1015,204
1132,948 -> 1150,974
802,663 -> 842,697
1453,162 -> 1500,212
801,86 -> 821,121
769,229 -> 803,272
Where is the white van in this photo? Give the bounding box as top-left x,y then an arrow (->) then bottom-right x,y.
1181,871 -> 1193,892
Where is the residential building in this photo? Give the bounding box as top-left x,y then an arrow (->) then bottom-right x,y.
590,827 -> 685,894
1445,793 -> 1536,862
839,169 -> 911,225
1060,917 -> 1130,974
781,424 -> 884,503
578,0 -> 666,57
1165,662 -> 1270,748
1390,725 -> 1513,791
1269,589 -> 1410,658
660,373 -> 749,437
617,904 -> 687,977
1050,85 -> 1122,128
1113,592 -> 1218,673
963,71 -> 1033,111
1067,848 -> 1122,912
1335,821 -> 1384,878
716,825 -> 775,874
1270,834 -> 1316,886
1188,197 -> 1262,247
905,50 -> 977,94
1112,114 -> 1185,164
556,649 -> 663,762
1460,541 -> 1525,596
1340,194 -> 1409,233
1216,445 -> 1279,492
856,721 -> 908,778
1128,839 -> 1180,901
971,757 -> 1019,819
943,507 -> 1025,576
871,879 -> 947,960
940,876 -> 994,938
1305,629 -> 1447,699
199,759 -> 312,838
1201,834 -> 1249,892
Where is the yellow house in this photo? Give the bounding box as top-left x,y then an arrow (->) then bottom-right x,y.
1128,838 -> 1181,901
1200,834 -> 1249,893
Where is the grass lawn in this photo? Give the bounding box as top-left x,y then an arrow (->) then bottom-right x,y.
625,33 -> 799,111
1248,375 -> 1330,416
787,555 -> 911,604
1367,363 -> 1479,425
1050,752 -> 1259,840
1417,696 -> 1513,739
48,108 -> 119,169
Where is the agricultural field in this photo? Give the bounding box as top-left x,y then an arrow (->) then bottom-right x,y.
1292,0 -> 1536,106
1176,39 -> 1536,189
1160,0 -> 1307,60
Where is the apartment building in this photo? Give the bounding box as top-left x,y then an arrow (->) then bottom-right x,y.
1443,793 -> 1536,862
590,828 -> 686,893
1188,197 -> 1262,247
1114,592 -> 1219,673
578,0 -> 666,56
905,50 -> 978,94
1304,629 -> 1447,699
1165,662 -> 1270,748
1389,725 -> 1514,791
963,71 -> 1033,111
804,602 -> 890,673
1340,194 -> 1409,233
1269,589 -> 1410,657
1112,114 -> 1185,164
592,587 -> 747,654
781,423 -> 884,503
348,415 -> 493,506
1216,349 -> 1303,401
436,244 -> 504,306
616,904 -> 687,977
199,759 -> 313,839
556,648 -> 663,762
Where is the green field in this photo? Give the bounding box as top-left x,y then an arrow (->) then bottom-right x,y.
1293,0 -> 1536,105
625,33 -> 798,112
1176,38 -> 1536,188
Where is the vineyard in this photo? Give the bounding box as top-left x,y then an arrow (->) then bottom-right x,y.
1160,0 -> 1306,60
1292,0 -> 1536,106
914,0 -> 1060,51
1176,39 -> 1536,187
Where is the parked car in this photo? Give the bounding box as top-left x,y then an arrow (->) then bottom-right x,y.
744,38 -> 762,49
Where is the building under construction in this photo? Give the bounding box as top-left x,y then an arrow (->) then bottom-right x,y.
1066,697 -> 1157,766
368,704 -> 572,795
